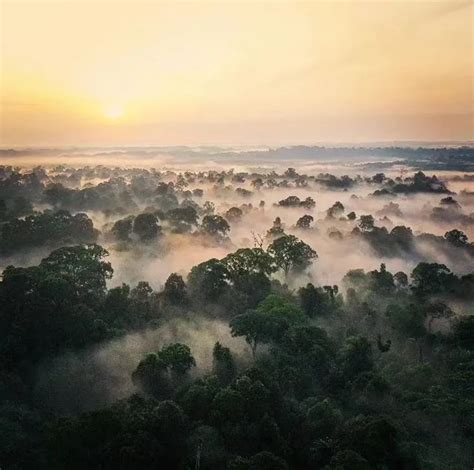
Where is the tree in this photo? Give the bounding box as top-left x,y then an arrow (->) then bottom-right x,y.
222,248 -> 275,277
298,283 -> 341,317
296,214 -> 314,230
111,216 -> 134,241
278,196 -> 301,207
327,450 -> 370,470
282,325 -> 334,374
39,244 -> 113,299
266,217 -> 285,239
201,214 -> 230,238
394,271 -> 408,288
390,225 -> 414,251
358,215 -> 375,232
339,336 -> 373,379
166,206 -> 198,233
159,343 -> 196,376
188,259 -> 230,301
411,262 -> 455,297
133,213 -> 160,240
212,342 -> 236,385
0,210 -> 98,254
132,344 -> 195,398
424,301 -> 454,333
225,206 -> 243,221
386,303 -> 426,361
230,295 -> 305,356
230,310 -> 268,357
132,352 -> 170,397
444,229 -> 469,247
337,416 -> 401,468
268,235 -> 317,276
301,197 -> 316,209
368,264 -> 395,294
326,201 -> 344,218
440,196 -> 460,207
452,316 -> 474,351
202,200 -> 215,215
163,273 -> 187,305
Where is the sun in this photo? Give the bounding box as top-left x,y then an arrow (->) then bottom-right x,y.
103,105 -> 125,120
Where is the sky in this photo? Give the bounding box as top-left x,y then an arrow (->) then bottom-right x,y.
1,0 -> 473,146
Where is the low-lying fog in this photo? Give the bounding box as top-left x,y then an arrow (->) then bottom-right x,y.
1,145 -> 473,413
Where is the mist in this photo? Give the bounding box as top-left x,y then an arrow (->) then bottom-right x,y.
1,145 -> 473,469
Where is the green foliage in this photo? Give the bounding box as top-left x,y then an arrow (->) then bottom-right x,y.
188,258 -> 230,301
339,336 -> 374,379
411,262 -> 456,297
166,206 -> 198,233
230,295 -> 305,355
159,343 -> 196,375
133,212 -> 161,240
222,248 -> 275,277
111,215 -> 134,241
213,342 -> 236,385
267,234 -> 317,276
0,210 -> 97,254
201,214 -> 230,237
39,244 -> 113,298
163,273 -> 188,305
299,283 -> 342,317
1,204 -> 473,469
132,343 -> 196,399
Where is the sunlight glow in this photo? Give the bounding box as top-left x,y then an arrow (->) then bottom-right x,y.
103,105 -> 125,120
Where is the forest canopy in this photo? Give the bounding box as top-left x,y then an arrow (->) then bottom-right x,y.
0,151 -> 473,469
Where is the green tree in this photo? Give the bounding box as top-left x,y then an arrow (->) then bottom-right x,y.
411,262 -> 455,297
386,303 -> 427,361
166,206 -> 198,233
296,214 -> 314,230
230,295 -> 305,356
358,215 -> 375,232
188,258 -> 230,301
444,229 -> 469,247
132,352 -> 170,398
159,343 -> 196,376
222,248 -> 275,277
339,336 -> 373,379
212,342 -> 236,385
111,216 -> 134,241
201,214 -> 230,237
163,273 -> 187,305
268,235 -> 317,276
39,244 -> 113,299
133,213 -> 161,240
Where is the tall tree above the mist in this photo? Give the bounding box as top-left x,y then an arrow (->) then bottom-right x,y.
222,248 -> 275,277
267,235 -> 317,277
166,206 -> 199,233
133,213 -> 161,241
188,258 -> 230,301
39,244 -> 113,299
201,214 -> 230,238
410,262 -> 456,297
111,215 -> 134,241
163,273 -> 188,305
295,214 -> 314,230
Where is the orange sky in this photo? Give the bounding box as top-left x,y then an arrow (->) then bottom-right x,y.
1,0 -> 473,146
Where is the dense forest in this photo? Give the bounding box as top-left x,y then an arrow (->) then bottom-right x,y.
0,152 -> 473,469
